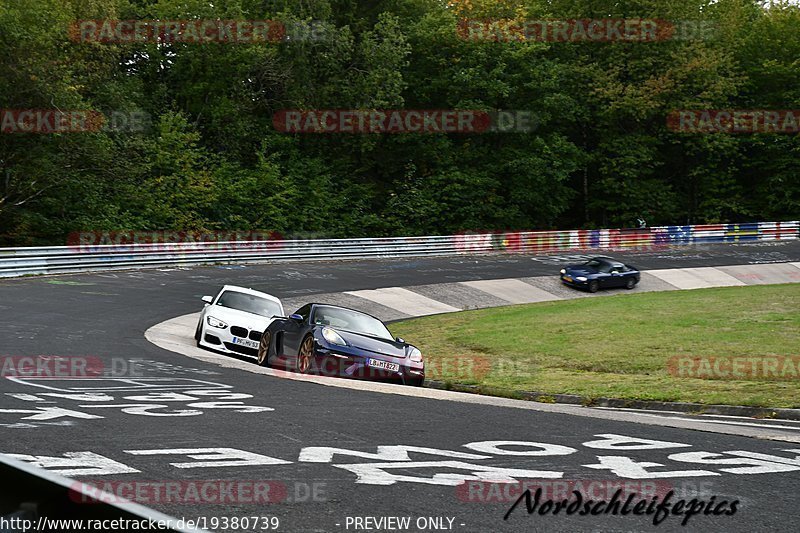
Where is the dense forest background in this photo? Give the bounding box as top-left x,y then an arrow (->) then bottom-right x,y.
1,0 -> 799,246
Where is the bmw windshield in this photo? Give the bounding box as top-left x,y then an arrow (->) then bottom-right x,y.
216,291 -> 282,317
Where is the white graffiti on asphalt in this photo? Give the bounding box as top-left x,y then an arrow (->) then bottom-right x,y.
3,451 -> 138,476
124,448 -> 291,469
0,377 -> 272,425
5,435 -> 800,484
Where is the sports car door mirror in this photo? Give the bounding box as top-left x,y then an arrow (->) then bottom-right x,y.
289,313 -> 304,322
395,337 -> 405,344
201,295 -> 213,304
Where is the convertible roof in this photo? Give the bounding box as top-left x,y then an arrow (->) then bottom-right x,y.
593,256 -> 623,264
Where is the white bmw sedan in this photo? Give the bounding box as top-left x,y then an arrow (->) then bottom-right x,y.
195,285 -> 284,357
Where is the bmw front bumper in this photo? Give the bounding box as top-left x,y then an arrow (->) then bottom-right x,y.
200,323 -> 263,357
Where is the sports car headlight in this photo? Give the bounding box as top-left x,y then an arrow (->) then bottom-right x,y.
575,276 -> 588,282
560,269 -> 566,275
409,347 -> 423,363
207,316 -> 228,329
322,327 -> 346,346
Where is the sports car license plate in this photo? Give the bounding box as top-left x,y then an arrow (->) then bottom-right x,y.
367,359 -> 400,372
563,276 -> 572,282
232,337 -> 259,349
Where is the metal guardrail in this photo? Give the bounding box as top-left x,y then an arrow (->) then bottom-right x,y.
0,221 -> 797,278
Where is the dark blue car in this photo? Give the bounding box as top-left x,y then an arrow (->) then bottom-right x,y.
257,303 -> 425,386
560,257 -> 640,293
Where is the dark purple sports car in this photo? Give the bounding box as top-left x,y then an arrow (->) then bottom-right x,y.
257,303 -> 425,386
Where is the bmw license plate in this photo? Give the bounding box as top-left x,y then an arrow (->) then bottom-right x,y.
563,276 -> 572,282
232,337 -> 259,349
367,359 -> 400,372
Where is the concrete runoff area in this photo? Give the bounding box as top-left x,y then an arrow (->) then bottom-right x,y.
679,267 -> 746,287
332,263 -> 796,319
646,268 -> 718,289
406,282 -> 511,310
459,278 -> 562,304
345,286 -> 459,316
719,263 -> 800,285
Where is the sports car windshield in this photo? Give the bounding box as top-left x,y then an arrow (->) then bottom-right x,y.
216,291 -> 282,317
313,305 -> 393,340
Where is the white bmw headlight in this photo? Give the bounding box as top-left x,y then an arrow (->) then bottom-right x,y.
207,316 -> 228,329
575,276 -> 588,282
409,347 -> 423,363
322,327 -> 346,346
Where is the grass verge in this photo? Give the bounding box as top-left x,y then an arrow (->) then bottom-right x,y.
391,284 -> 800,408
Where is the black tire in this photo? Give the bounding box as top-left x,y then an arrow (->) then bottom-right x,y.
625,278 -> 637,290
257,331 -> 272,367
588,280 -> 599,293
407,377 -> 424,387
194,322 -> 202,347
297,335 -> 315,374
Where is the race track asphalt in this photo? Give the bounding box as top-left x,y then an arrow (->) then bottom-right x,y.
1,241 -> 799,533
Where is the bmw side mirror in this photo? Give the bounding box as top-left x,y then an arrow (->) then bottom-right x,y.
201,295 -> 213,305
395,337 -> 405,344
289,314 -> 303,321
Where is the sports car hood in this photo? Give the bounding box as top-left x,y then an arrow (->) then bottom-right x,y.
207,306 -> 276,330
335,329 -> 407,358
